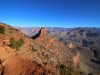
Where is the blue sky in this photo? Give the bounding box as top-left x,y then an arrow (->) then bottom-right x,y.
0,0 -> 100,28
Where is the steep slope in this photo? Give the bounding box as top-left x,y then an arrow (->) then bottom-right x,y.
0,46 -> 45,75
29,28 -> 81,75
16,27 -> 100,74
0,23 -> 47,75
62,28 -> 100,74
2,55 -> 45,75
0,23 -> 80,75
31,28 -> 73,65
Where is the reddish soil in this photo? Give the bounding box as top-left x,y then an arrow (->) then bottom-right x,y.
0,46 -> 45,75
2,55 -> 45,75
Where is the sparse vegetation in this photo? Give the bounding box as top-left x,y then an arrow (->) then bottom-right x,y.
0,25 -> 5,34
56,63 -> 80,75
9,31 -> 12,33
10,37 -> 24,50
31,46 -> 37,52
10,37 -> 16,49
9,28 -> 18,31
17,38 -> 24,47
15,28 -> 19,31
42,51 -> 44,56
0,22 -> 7,25
88,73 -> 93,75
45,54 -> 48,57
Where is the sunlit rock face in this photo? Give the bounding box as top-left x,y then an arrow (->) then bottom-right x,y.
67,42 -> 74,48
74,53 -> 79,68
40,27 -> 47,35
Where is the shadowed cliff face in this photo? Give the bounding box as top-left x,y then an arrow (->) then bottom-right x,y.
86,33 -> 99,37
31,28 -> 47,39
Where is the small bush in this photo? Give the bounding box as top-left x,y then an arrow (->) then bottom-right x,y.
31,46 -> 37,52
10,37 -> 24,50
0,25 -> 5,34
15,28 -> 19,31
9,31 -> 12,33
17,38 -> 24,47
56,64 -> 80,75
9,28 -> 16,30
3,23 -> 7,25
42,52 -> 44,56
10,37 -> 16,49
16,38 -> 24,50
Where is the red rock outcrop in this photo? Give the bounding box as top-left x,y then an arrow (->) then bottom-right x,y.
31,28 -> 73,64
40,27 -> 47,35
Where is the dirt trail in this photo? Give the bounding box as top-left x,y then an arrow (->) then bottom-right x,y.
0,46 -> 45,75
0,46 -> 16,62
2,55 -> 45,75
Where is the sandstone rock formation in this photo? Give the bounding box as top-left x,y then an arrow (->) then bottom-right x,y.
40,27 -> 47,35
31,28 -> 73,64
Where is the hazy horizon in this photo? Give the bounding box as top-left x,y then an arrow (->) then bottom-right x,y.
0,0 -> 100,28
13,25 -> 100,28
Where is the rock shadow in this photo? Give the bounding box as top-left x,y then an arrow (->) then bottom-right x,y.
90,59 -> 100,65
31,30 -> 41,39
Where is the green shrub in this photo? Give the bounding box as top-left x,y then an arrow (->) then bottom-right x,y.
10,37 -> 24,50
0,25 -> 5,34
15,28 -> 19,31
10,37 -> 16,49
56,64 -> 80,75
3,23 -> 7,25
17,38 -> 24,47
31,46 -> 37,52
9,31 -> 12,33
16,38 -> 24,50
